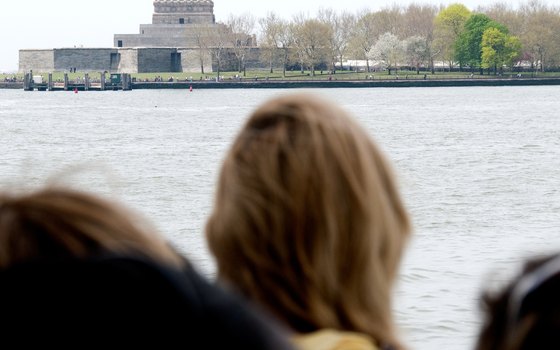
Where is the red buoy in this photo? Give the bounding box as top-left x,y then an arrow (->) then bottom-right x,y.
73,88 -> 78,94
189,85 -> 193,92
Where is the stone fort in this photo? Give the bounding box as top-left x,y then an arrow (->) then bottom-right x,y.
19,0 -> 255,73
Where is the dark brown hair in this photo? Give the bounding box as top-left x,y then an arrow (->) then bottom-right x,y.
475,254 -> 560,350
206,93 -> 411,348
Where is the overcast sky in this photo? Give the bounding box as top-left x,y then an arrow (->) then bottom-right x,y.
0,0 -> 552,72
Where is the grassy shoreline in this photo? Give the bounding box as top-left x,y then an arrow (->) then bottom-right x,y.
4,70 -> 560,90
3,69 -> 559,83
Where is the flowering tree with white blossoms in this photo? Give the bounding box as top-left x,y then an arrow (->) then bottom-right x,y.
368,32 -> 406,75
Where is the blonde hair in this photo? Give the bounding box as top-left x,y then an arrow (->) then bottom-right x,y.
0,187 -> 185,269
206,93 -> 411,348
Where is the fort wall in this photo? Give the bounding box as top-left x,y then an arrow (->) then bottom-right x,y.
115,25 -> 196,48
19,47 -> 266,74
179,49 -> 212,72
152,0 -> 214,25
19,50 -> 55,72
118,49 -> 140,73
138,48 -> 177,73
114,23 -> 228,48
53,49 -> 117,71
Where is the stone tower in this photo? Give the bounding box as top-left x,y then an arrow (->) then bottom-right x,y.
152,0 -> 215,25
114,0 -> 222,48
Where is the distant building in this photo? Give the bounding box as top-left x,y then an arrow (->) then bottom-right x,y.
114,0 -> 224,48
19,47 -> 193,74
19,0 -> 256,74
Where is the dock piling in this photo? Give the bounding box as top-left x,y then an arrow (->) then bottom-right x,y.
48,73 -> 53,91
122,73 -> 132,91
23,72 -> 33,91
101,72 -> 106,90
85,73 -> 90,91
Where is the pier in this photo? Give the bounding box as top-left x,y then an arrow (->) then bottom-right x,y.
23,72 -> 132,91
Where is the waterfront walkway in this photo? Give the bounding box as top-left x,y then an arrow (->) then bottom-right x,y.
132,76 -> 560,89
6,76 -> 560,91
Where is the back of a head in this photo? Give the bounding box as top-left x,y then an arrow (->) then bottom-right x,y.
0,186 -> 183,269
0,187 -> 295,349
206,93 -> 411,347
475,254 -> 560,350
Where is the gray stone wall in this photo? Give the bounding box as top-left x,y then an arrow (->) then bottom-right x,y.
244,48 -> 274,70
137,48 -> 176,73
118,49 -> 139,73
152,1 -> 214,25
179,49 -> 212,73
115,24 -> 226,48
53,48 -> 117,71
18,47 -> 273,74
213,49 -> 267,72
152,13 -> 213,25
115,34 -> 145,48
19,50 -> 54,73
115,25 -> 191,48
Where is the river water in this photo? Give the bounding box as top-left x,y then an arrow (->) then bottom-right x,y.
1,86 -> 560,350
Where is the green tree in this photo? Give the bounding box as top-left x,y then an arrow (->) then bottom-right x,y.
454,13 -> 507,73
481,27 -> 521,74
433,3 -> 471,71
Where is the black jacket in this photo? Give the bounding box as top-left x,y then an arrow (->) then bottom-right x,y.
0,256 -> 294,349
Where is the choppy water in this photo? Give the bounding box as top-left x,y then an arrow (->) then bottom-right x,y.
2,86 -> 560,350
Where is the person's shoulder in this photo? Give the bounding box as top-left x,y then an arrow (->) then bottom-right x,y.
0,256 -> 294,349
179,268 -> 295,349
292,329 -> 380,350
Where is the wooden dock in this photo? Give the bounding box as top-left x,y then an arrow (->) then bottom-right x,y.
23,72 -> 132,91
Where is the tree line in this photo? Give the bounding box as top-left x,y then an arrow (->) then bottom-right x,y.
195,0 -> 560,76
